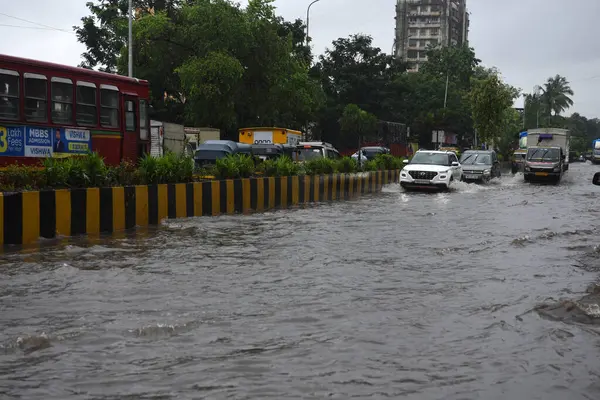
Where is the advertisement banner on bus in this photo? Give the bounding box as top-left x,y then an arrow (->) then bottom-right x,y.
25,126 -> 53,157
0,125 -> 92,157
53,128 -> 91,155
0,125 -> 26,157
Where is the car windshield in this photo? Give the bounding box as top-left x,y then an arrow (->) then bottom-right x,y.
363,149 -> 384,158
527,148 -> 560,162
296,148 -> 324,161
460,153 -> 491,165
410,152 -> 450,166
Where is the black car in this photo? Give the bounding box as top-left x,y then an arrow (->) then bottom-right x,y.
459,150 -> 501,182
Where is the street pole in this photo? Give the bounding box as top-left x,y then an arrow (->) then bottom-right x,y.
522,97 -> 526,130
438,72 -> 449,150
306,0 -> 321,48
443,71 -> 449,109
533,85 -> 542,128
128,0 -> 133,77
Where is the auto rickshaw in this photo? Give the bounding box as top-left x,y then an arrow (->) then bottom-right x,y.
511,148 -> 527,174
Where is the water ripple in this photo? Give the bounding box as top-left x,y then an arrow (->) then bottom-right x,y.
1,163 -> 600,399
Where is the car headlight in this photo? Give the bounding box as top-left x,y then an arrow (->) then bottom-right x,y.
484,169 -> 491,175
524,166 -> 530,171
553,166 -> 561,172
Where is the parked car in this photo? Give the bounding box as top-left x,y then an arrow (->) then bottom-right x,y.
251,143 -> 296,161
351,146 -> 391,166
194,140 -> 252,167
400,150 -> 462,191
459,150 -> 501,183
194,143 -> 235,167
295,142 -> 341,162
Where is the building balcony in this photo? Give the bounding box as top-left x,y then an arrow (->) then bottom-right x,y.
415,34 -> 441,39
409,21 -> 441,28
408,11 -> 441,16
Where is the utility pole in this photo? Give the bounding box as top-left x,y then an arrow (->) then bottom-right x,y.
443,71 -> 449,109
522,96 -> 526,130
128,0 -> 133,77
306,0 -> 321,48
437,71 -> 449,149
533,85 -> 542,128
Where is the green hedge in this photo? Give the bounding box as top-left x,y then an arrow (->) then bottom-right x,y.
0,153 -> 194,192
0,152 -> 406,192
202,153 -> 406,179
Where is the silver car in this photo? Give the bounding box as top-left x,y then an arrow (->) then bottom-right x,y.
459,150 -> 501,183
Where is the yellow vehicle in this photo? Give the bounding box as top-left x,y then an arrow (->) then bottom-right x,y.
238,127 -> 302,146
439,146 -> 461,157
511,148 -> 527,174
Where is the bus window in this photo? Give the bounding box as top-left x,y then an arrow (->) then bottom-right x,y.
139,99 -> 149,140
76,81 -> 97,126
0,69 -> 19,120
125,100 -> 136,132
51,77 -> 73,124
100,84 -> 119,128
24,73 -> 47,122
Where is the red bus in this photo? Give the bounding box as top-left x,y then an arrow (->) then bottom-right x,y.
0,53 -> 150,166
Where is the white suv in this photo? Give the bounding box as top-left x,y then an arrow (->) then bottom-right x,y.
400,150 -> 462,191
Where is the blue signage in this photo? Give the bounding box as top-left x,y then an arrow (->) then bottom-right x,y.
0,126 -> 25,157
55,127 -> 92,154
519,131 -> 528,149
25,126 -> 53,157
0,125 -> 92,158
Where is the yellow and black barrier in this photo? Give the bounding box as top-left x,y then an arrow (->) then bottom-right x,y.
0,170 -> 400,246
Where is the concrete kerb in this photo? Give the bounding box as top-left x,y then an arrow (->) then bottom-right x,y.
0,170 -> 401,246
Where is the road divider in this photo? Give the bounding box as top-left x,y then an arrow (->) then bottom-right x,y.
0,170 -> 400,246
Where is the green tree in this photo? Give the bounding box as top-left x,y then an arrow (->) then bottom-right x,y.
495,107 -> 522,160
523,92 -> 543,130
74,0 -> 181,72
338,104 -> 378,147
420,45 -> 481,88
386,72 -> 466,146
76,0 -> 321,130
469,72 -> 519,145
540,74 -> 574,117
313,34 -> 404,147
385,47 -> 479,147
315,34 -> 404,114
276,18 -> 311,65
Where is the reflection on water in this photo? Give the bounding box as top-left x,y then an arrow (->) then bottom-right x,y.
1,163 -> 600,399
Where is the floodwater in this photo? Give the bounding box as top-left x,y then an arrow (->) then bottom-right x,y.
1,163 -> 600,399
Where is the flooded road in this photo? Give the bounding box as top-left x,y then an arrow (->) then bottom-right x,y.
2,163 -> 600,399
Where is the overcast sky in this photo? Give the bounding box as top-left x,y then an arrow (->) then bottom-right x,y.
1,0 -> 598,118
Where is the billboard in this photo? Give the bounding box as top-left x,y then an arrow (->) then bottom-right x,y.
519,131 -> 528,149
0,125 -> 92,158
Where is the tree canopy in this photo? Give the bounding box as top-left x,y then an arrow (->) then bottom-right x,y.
74,0 -> 593,152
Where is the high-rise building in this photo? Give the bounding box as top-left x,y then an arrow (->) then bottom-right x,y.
394,0 -> 470,72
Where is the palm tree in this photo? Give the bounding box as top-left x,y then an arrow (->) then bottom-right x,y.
540,74 -> 574,117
